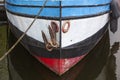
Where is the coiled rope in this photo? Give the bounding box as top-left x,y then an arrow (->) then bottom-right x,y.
0,0 -> 48,61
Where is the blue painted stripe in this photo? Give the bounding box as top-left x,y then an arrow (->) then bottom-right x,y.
6,4 -> 110,17
62,6 -> 110,17
62,0 -> 111,6
6,0 -> 111,6
6,0 -> 60,6
6,4 -> 60,17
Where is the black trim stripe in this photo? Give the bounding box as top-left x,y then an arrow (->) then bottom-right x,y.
8,20 -> 109,58
6,1 -> 111,8
6,9 -> 110,20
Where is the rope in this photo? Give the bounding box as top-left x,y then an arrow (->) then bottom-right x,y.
0,0 -> 48,61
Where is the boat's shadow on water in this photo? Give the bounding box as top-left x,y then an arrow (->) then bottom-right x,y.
8,30 -> 110,80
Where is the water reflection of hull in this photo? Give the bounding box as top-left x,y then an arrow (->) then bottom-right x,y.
6,0 -> 111,75
8,29 -> 110,80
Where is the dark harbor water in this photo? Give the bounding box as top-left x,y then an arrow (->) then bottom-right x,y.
0,24 -> 9,80
0,20 -> 120,80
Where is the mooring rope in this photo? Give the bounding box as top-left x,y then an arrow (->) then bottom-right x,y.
0,0 -> 48,61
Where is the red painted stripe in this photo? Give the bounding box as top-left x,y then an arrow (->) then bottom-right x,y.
34,53 -> 87,75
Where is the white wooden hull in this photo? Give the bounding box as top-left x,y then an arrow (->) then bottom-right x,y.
7,11 -> 109,47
